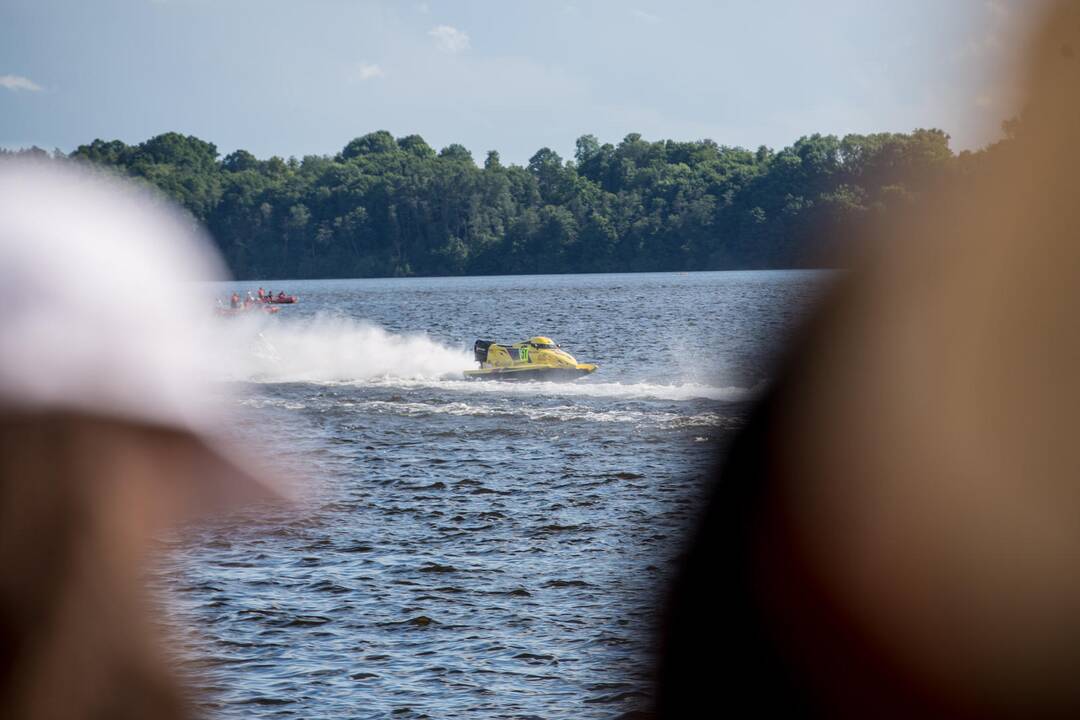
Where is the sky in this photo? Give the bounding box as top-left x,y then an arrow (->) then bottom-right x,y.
0,0 -> 1036,165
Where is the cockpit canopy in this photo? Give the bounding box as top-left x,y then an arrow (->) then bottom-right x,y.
527,336 -> 559,349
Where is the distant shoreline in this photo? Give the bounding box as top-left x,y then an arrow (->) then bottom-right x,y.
214,267 -> 835,285
4,127 -> 1001,280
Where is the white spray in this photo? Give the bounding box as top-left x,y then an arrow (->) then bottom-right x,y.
211,314 -> 472,383
206,313 -> 759,402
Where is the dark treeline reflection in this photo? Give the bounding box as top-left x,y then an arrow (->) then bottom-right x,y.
1,127 -> 1008,279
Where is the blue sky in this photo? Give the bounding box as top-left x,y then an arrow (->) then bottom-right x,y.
0,0 -> 1032,165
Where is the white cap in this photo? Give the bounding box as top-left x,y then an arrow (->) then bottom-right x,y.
0,158 -> 277,499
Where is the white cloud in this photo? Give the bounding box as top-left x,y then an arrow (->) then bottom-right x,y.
630,9 -> 660,23
357,63 -> 385,80
428,25 -> 470,53
0,74 -> 43,92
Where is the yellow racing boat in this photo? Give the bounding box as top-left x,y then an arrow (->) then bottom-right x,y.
464,337 -> 597,381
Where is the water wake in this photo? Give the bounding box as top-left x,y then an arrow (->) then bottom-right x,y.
241,396 -> 736,429
361,378 -> 758,402
213,315 -> 757,402
213,315 -> 472,383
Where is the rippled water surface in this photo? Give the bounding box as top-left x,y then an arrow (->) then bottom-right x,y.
157,271 -> 827,719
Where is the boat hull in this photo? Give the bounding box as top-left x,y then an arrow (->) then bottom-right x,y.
463,365 -> 596,382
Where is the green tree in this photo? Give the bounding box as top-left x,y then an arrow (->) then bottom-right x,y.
26,124 -> 978,279
340,131 -> 397,160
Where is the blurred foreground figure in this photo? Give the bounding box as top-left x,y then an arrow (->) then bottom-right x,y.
658,2 -> 1080,717
0,161 -> 272,719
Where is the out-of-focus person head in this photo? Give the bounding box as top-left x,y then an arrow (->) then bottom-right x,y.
0,159 -> 274,719
657,1 -> 1080,717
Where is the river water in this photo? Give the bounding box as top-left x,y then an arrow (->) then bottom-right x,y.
155,270 -> 827,719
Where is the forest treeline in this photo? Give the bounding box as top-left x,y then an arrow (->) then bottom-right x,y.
2,128 -> 1002,278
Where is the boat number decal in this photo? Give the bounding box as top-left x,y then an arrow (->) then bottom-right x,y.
520,347 -> 530,362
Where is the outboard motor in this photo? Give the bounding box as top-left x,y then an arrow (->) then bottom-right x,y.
473,339 -> 493,363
